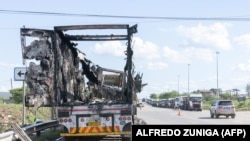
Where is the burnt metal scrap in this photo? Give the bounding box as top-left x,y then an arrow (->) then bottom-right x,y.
21,24 -> 145,108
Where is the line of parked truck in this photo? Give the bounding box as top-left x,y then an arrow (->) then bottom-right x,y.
145,93 -> 203,111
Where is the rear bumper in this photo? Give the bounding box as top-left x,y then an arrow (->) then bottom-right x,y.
216,112 -> 235,115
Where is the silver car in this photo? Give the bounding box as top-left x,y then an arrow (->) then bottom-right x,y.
210,100 -> 236,119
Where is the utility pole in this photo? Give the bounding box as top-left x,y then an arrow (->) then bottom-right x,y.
178,75 -> 180,95
188,64 -> 190,94
10,78 -> 13,89
22,80 -> 26,125
216,51 -> 219,99
22,25 -> 26,125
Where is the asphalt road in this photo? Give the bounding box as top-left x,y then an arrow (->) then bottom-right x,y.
136,102 -> 250,125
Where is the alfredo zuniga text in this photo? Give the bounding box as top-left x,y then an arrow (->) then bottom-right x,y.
132,125 -> 249,140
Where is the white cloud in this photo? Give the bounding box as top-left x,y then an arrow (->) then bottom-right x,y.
91,37 -> 160,60
146,61 -> 168,70
232,60 -> 250,71
162,46 -> 190,63
132,37 -> 161,60
93,41 -> 125,57
177,22 -> 232,51
162,46 -> 214,63
190,48 -> 214,62
234,34 -> 250,49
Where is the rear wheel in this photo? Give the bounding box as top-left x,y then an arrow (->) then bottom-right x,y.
215,111 -> 219,118
231,115 -> 235,119
210,112 -> 214,118
121,123 -> 132,141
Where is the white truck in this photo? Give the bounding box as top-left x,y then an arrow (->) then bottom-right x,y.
21,24 -> 147,141
177,93 -> 202,111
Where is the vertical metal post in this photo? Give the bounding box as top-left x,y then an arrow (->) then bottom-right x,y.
188,64 -> 190,94
22,81 -> 26,125
10,78 -> 13,89
216,51 -> 219,99
21,25 -> 27,125
178,75 -> 180,95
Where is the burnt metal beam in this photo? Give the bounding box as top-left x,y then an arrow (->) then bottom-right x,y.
128,24 -> 138,34
54,24 -> 129,31
64,34 -> 128,41
100,67 -> 124,74
20,28 -> 53,37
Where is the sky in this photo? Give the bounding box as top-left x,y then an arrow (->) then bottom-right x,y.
1,0 -> 250,99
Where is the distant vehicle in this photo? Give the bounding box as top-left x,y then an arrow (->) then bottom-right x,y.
168,98 -> 175,108
210,100 -> 236,119
159,99 -> 168,108
176,93 -> 202,111
151,99 -> 160,107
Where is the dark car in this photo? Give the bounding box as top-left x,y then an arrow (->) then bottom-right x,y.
210,100 -> 236,119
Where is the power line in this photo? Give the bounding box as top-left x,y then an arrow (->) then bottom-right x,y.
1,9 -> 250,21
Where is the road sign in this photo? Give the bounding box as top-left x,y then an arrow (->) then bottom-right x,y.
14,67 -> 27,81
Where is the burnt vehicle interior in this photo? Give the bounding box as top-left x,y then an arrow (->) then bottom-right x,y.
20,24 -> 146,109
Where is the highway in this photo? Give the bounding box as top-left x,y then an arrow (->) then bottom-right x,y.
136,102 -> 250,125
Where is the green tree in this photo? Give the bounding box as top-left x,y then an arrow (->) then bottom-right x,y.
149,93 -> 158,99
203,94 -> 215,101
158,90 -> 178,99
9,86 -> 30,103
9,88 -> 23,103
158,92 -> 170,99
220,93 -> 234,100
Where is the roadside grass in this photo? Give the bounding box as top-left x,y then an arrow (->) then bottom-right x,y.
202,98 -> 250,110
0,99 -> 52,133
0,98 -> 60,140
234,99 -> 250,110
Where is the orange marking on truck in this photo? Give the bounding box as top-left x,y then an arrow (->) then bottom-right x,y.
70,127 -> 77,133
76,126 -> 121,133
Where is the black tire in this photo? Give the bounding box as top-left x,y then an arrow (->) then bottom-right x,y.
210,114 -> 214,118
122,123 -> 132,141
215,111 -> 219,118
231,115 -> 235,119
215,114 -> 219,118
210,111 -> 214,118
122,123 -> 131,131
